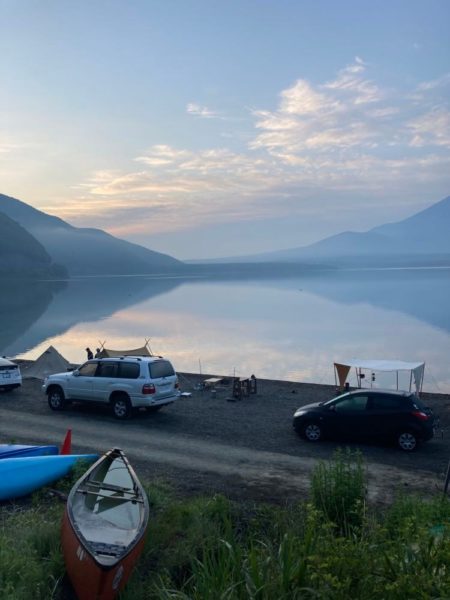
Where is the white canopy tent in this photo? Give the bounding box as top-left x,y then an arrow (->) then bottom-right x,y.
334,359 -> 425,395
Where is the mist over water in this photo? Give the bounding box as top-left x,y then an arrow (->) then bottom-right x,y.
2,268 -> 449,393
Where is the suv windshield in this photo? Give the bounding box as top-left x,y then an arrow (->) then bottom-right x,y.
149,360 -> 175,378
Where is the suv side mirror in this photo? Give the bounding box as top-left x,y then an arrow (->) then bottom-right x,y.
72,369 -> 80,377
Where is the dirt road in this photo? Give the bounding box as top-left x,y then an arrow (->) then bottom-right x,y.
1,376 -> 449,504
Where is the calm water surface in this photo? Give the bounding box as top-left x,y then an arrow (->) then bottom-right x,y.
2,268 -> 449,393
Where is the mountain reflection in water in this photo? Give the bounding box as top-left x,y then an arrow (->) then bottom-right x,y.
1,268 -> 449,393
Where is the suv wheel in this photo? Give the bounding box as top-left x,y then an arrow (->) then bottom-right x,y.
397,431 -> 418,452
111,394 -> 131,419
302,422 -> 323,442
48,387 -> 65,411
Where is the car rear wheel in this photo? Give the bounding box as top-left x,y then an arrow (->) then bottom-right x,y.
48,387 -> 65,411
397,431 -> 418,452
302,422 -> 323,442
111,395 -> 131,419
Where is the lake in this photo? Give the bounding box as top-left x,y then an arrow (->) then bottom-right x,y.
1,267 -> 449,393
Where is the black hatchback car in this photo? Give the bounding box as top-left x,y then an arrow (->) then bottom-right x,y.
293,389 -> 436,451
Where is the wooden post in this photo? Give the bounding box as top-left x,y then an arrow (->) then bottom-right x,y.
444,459 -> 450,496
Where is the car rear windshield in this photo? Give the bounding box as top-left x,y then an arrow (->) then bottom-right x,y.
148,360 -> 175,378
0,365 -> 18,372
410,394 -> 428,410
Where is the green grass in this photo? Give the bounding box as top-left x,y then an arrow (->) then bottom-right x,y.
1,452 -> 449,599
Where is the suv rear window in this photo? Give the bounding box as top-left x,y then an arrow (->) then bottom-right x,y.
118,362 -> 140,379
149,360 -> 175,378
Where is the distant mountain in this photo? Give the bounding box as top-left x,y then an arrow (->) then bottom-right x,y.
0,194 -> 183,276
193,195 -> 450,267
0,211 -> 67,278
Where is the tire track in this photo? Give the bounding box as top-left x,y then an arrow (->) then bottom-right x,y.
0,407 -> 441,503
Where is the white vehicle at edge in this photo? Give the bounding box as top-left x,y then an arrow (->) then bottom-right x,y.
42,356 -> 180,419
0,357 -> 22,392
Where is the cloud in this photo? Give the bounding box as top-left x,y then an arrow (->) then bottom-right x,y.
64,59 -> 449,237
186,103 -> 219,118
408,107 -> 450,148
416,73 -> 450,92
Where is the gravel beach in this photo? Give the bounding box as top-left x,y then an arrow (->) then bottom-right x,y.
1,371 -> 449,505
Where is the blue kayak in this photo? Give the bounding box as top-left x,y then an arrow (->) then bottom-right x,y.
0,444 -> 59,459
0,454 -> 98,501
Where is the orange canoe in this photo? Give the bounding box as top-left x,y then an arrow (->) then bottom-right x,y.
61,448 -> 149,600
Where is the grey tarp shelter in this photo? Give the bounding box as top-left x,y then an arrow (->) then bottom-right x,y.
96,345 -> 152,358
334,359 -> 425,395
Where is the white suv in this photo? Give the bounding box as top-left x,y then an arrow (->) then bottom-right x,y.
0,357 -> 22,392
43,356 -> 180,419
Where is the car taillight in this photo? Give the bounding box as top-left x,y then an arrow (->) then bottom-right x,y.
142,383 -> 156,395
411,410 -> 430,421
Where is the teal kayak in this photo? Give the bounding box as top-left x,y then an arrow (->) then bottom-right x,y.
0,454 -> 98,501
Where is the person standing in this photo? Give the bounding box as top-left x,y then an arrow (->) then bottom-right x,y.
86,347 -> 93,360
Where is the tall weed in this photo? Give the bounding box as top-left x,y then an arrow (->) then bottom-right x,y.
310,447 -> 366,535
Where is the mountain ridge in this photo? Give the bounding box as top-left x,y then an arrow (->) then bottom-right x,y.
188,195 -> 450,266
0,193 -> 183,276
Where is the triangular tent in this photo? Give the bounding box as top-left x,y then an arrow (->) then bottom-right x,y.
22,346 -> 71,380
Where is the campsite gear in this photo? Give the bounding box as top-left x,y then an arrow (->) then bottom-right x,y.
22,346 -> 71,380
0,454 -> 98,501
334,360 -> 425,395
0,444 -> 58,459
61,448 -> 149,600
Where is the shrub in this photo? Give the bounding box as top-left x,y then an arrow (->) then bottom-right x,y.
310,448 -> 366,535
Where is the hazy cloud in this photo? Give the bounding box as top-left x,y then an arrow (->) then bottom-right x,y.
186,103 -> 219,118
66,59 -> 449,237
408,107 -> 450,148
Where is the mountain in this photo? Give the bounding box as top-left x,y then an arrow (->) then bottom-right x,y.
192,195 -> 450,267
0,194 -> 183,276
0,211 -> 67,278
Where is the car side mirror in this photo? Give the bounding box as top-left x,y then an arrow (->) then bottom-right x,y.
328,404 -> 336,412
72,369 -> 80,377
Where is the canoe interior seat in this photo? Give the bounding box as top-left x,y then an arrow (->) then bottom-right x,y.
90,541 -> 126,557
87,480 -> 135,493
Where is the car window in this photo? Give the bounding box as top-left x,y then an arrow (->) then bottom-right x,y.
78,362 -> 98,377
370,394 -> 404,410
149,360 -> 175,378
117,362 -> 140,379
334,395 -> 368,412
96,362 -> 118,378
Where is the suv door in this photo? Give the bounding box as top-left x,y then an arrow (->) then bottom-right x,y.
92,361 -> 119,402
67,361 -> 98,399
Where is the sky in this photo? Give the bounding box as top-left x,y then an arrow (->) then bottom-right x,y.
1,0 -> 449,260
